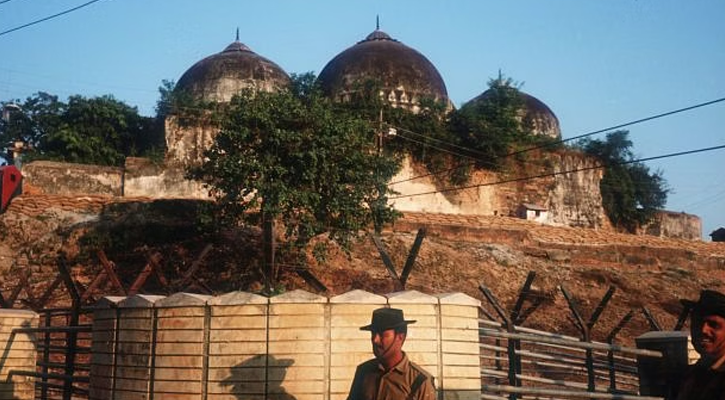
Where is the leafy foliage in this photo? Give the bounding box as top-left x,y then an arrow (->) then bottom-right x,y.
579,130 -> 669,232
155,79 -> 221,128
339,78 -> 470,185
450,75 -> 533,171
187,73 -> 400,254
1,92 -> 162,166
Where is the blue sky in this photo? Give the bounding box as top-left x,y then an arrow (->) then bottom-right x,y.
1,0 -> 723,239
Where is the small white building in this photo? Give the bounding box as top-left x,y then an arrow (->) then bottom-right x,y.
518,203 -> 549,223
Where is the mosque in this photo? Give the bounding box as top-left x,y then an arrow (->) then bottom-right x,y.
165,26 -> 562,167
161,26 -> 604,227
20,26 -> 702,238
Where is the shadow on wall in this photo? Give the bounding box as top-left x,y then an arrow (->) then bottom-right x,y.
0,381 -> 19,400
0,321 -> 34,400
222,354 -> 297,400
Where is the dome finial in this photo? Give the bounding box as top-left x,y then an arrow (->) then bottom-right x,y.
235,27 -> 240,42
376,15 -> 380,31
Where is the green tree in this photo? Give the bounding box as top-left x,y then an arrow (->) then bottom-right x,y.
580,130 -> 669,232
188,73 -> 400,288
338,78 -> 468,185
1,92 -> 162,166
1,92 -> 64,164
450,74 -> 532,170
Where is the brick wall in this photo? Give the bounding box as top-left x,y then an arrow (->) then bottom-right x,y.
89,290 -> 481,400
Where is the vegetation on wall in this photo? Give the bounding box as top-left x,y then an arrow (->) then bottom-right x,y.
578,130 -> 669,233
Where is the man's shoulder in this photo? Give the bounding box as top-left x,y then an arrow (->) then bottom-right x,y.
356,358 -> 380,372
408,360 -> 434,381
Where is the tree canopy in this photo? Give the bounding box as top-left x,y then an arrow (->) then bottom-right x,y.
450,75 -> 535,171
579,130 -> 669,232
1,92 -> 162,166
187,73 -> 400,284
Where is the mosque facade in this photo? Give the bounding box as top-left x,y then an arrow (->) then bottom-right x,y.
18,27 -> 701,238
161,27 -> 592,225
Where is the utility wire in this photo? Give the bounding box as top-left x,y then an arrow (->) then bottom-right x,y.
388,96 -> 725,186
0,0 -> 106,37
395,132 -> 479,162
394,125 -> 496,159
0,0 -> 24,5
390,144 -> 725,200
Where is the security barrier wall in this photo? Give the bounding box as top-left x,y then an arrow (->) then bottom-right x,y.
0,309 -> 38,400
89,290 -> 481,400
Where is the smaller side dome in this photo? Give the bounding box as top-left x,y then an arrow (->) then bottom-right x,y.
469,89 -> 561,139
175,39 -> 290,103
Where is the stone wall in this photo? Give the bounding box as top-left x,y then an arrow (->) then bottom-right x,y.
391,151 -> 607,229
165,116 -> 219,170
89,290 -> 481,400
0,309 -> 38,400
641,210 -> 702,241
123,157 -> 209,199
22,160 -> 123,196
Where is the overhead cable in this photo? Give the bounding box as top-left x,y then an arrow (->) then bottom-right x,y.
0,0 -> 106,37
389,144 -> 725,200
388,96 -> 725,186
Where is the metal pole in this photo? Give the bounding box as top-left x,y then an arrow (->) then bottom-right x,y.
480,284 -> 518,400
41,311 -> 52,400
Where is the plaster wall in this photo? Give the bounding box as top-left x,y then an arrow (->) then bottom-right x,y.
89,290 -> 481,400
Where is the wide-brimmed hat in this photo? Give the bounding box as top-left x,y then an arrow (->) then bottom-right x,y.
360,308 -> 416,332
681,289 -> 725,318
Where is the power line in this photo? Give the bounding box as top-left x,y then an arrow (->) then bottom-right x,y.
394,132 -> 479,162
389,143 -> 725,200
394,125 -> 496,159
388,96 -> 725,186
0,0 -> 24,5
680,187 -> 725,211
0,0 -> 107,38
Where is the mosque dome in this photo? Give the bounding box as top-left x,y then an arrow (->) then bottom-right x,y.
470,89 -> 561,139
317,28 -> 450,112
175,36 -> 290,103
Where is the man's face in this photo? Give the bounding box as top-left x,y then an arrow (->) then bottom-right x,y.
692,313 -> 725,360
371,329 -> 405,361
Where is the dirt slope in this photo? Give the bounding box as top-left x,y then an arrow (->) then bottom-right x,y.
1,194 -> 724,344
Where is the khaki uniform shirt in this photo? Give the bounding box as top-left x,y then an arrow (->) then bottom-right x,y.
347,353 -> 436,400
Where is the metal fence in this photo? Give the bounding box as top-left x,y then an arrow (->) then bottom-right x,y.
18,307 -> 94,400
479,320 -> 663,400
478,272 -> 665,400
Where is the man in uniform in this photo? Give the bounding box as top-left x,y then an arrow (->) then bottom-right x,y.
675,289 -> 725,400
347,308 -> 436,400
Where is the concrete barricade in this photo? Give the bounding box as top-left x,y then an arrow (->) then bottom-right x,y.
0,309 -> 38,400
89,290 -> 482,400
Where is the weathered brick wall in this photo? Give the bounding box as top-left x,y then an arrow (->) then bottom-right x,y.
89,290 -> 481,400
0,309 -> 38,400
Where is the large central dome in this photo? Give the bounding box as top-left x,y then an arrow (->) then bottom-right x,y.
318,28 -> 450,112
175,38 -> 290,103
